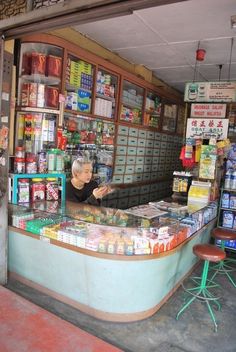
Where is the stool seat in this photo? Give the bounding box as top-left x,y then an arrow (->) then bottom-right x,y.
212,228 -> 236,241
193,244 -> 226,262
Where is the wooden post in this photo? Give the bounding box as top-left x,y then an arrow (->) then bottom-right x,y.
0,37 -> 13,284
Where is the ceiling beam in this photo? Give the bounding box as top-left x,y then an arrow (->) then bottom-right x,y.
0,0 -> 188,39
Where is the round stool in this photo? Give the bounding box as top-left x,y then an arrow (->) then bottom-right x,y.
176,243 -> 226,332
211,228 -> 236,288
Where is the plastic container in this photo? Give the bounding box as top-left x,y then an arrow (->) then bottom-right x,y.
46,178 -> 59,201
56,150 -> 64,172
47,149 -> 57,172
230,171 -> 236,190
18,179 -> 30,203
14,157 -> 25,174
31,178 -> 45,202
26,155 -> 37,174
38,151 -> 47,173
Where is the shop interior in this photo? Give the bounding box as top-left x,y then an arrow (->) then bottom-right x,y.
1,0 -> 236,350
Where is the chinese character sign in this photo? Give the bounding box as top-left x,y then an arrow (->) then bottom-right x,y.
186,118 -> 229,139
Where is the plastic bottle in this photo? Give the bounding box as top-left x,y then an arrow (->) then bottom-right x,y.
230,170 -> 236,190
224,170 -> 232,189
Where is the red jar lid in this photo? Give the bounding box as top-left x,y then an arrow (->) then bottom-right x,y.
16,146 -> 24,150
26,157 -> 36,162
19,179 -> 29,183
15,157 -> 25,162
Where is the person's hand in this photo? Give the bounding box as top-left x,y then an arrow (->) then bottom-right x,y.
93,185 -> 113,199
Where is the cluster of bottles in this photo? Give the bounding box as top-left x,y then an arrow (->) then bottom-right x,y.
224,170 -> 236,190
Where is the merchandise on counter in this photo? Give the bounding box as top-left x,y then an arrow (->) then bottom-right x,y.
46,55 -> 62,78
15,146 -> 25,159
38,151 -> 47,173
187,180 -> 211,212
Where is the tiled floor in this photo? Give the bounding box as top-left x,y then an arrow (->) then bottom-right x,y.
5,259 -> 236,352
0,285 -> 123,352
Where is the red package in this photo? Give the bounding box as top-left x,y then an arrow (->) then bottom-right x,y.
21,83 -> 29,106
28,83 -> 37,107
21,53 -> 32,75
45,86 -> 59,108
47,55 -> 62,78
31,52 -> 46,75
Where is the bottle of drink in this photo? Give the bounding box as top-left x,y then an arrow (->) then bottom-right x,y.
224,170 -> 232,189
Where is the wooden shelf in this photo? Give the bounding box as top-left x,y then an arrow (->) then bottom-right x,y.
20,74 -> 60,86
121,102 -> 142,110
220,207 -> 236,211
66,84 -> 92,93
17,106 -> 60,114
96,93 -> 115,103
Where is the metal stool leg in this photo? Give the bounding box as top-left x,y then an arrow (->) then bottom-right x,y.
176,260 -> 221,331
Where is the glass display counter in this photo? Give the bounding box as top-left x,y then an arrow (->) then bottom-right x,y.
8,200 -> 217,322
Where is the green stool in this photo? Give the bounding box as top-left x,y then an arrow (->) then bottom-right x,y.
176,244 -> 226,332
211,228 -> 236,287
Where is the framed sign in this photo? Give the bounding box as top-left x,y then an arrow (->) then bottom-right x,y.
186,118 -> 229,139
184,81 -> 236,102
190,103 -> 226,118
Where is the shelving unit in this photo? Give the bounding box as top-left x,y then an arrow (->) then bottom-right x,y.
9,173 -> 66,205
216,187 -> 236,251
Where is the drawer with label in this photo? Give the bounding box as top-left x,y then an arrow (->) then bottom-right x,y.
151,172 -> 157,180
140,194 -> 149,204
146,140 -> 154,148
140,184 -> 150,194
145,149 -> 153,156
129,127 -> 139,137
154,140 -> 161,148
143,173 -> 151,181
145,156 -> 152,164
127,146 -> 137,155
118,188 -> 129,198
138,129 -> 147,138
152,164 -> 158,171
116,146 -> 127,155
117,135 -> 128,145
117,198 -> 129,209
125,165 -> 135,174
134,174 -> 143,182
129,187 -> 140,196
128,196 -> 139,207
136,156 -> 145,164
118,125 -> 129,136
128,137 -> 138,146
154,132 -> 161,140
147,131 -> 155,139
126,156 -> 136,164
161,134 -> 168,141
137,138 -> 146,147
114,165 -> 125,174
112,175 -> 124,184
144,164 -> 151,172
161,141 -> 167,149
124,175 -> 134,183
152,157 -> 159,164
135,164 -> 144,173
136,147 -> 145,156
153,149 -> 160,156
115,155 -> 126,165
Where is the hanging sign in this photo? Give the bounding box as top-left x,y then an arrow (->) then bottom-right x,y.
190,103 -> 226,118
186,118 -> 229,140
184,81 -> 236,102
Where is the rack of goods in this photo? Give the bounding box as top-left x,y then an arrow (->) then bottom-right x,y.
120,80 -> 144,124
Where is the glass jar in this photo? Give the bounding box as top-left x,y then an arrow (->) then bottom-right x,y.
46,178 -> 59,200
14,157 -> 25,174
26,156 -> 37,174
18,178 -> 30,203
15,146 -> 25,159
55,150 -> 64,172
31,178 -> 45,202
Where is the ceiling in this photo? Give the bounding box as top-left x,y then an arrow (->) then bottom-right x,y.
73,0 -> 236,95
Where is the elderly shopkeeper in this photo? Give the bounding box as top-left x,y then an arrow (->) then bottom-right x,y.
66,158 -> 112,206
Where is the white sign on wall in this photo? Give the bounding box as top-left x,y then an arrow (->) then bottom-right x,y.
186,118 -> 229,139
190,104 -> 227,118
184,81 -> 236,102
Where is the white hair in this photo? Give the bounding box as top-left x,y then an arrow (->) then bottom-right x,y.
71,157 -> 92,177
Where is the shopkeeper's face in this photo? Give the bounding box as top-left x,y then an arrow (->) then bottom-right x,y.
77,163 -> 93,184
